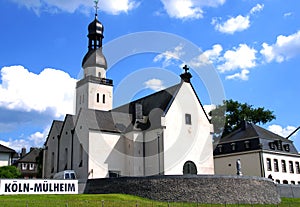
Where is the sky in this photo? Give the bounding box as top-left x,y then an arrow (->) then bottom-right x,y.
0,0 -> 299,152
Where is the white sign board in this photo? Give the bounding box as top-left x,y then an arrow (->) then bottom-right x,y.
0,179 -> 78,195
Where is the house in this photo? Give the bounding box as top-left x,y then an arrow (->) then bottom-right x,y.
15,148 -> 42,178
0,144 -> 16,166
214,121 -> 300,184
43,11 -> 214,180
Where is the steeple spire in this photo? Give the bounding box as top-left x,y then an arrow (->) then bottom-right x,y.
94,0 -> 99,18
180,65 -> 192,83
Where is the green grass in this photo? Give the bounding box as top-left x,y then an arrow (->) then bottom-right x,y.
0,194 -> 299,207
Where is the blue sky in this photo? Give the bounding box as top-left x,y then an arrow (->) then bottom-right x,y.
0,0 -> 299,152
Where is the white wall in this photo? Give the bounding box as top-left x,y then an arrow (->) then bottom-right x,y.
0,153 -> 11,167
88,131 -> 124,178
163,82 -> 214,175
262,152 -> 300,184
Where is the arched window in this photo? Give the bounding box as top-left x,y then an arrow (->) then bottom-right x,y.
183,161 -> 197,175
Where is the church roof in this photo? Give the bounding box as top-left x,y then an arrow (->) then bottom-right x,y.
215,122 -> 299,155
44,120 -> 64,145
112,83 -> 182,117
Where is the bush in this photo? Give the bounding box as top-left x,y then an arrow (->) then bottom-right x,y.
0,166 -> 22,178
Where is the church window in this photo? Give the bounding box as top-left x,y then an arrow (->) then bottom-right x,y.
289,161 -> 294,173
291,181 -> 296,185
185,114 -> 191,125
65,148 -> 68,169
283,180 -> 288,184
276,180 -> 280,184
266,158 -> 272,171
103,94 -> 106,104
274,159 -> 279,172
97,93 -> 100,103
281,160 -> 287,173
79,144 -> 83,167
51,152 -> 55,173
98,72 -> 101,77
295,162 -> 300,174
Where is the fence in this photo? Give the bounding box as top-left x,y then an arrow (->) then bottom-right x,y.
1,200 -> 300,207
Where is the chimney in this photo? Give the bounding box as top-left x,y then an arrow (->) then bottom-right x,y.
21,147 -> 26,158
241,120 -> 247,131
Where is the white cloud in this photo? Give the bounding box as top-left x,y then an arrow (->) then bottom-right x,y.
160,0 -> 225,19
217,44 -> 257,72
0,139 -> 30,152
153,44 -> 185,67
190,44 -> 223,67
0,65 -> 76,118
250,4 -> 264,15
284,12 -> 293,17
144,79 -> 165,91
212,4 -> 263,34
10,0 -> 139,15
225,69 -> 250,81
268,125 -> 298,138
212,15 -> 250,34
260,31 -> 300,63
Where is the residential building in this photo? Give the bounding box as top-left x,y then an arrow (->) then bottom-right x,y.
214,121 -> 300,184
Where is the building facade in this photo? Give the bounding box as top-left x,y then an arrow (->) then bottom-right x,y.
15,148 -> 42,178
43,12 -> 214,180
214,121 -> 300,184
0,144 -> 16,167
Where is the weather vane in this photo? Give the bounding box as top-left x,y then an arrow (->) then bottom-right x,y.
94,0 -> 99,16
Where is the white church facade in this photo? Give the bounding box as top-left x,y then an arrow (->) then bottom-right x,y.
43,12 -> 214,181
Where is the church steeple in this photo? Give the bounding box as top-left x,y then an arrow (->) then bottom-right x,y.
180,65 -> 192,83
82,0 -> 107,71
76,1 -> 113,114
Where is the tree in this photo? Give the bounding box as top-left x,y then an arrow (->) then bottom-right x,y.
0,166 -> 22,178
210,99 -> 276,138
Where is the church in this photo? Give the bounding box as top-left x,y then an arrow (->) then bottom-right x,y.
43,10 -> 214,181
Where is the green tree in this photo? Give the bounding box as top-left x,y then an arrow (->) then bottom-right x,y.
210,99 -> 276,138
0,166 -> 22,178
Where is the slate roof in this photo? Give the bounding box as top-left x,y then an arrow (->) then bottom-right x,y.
215,122 -> 299,155
78,108 -> 132,133
113,83 -> 181,117
0,144 -> 15,154
17,148 -> 41,163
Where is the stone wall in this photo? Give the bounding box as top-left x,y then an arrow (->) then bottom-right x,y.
84,175 -> 280,204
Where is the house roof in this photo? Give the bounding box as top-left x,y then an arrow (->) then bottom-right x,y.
0,144 -> 15,154
17,148 -> 42,163
215,122 -> 299,155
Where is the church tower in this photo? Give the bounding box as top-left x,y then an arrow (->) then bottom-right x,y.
76,2 -> 113,114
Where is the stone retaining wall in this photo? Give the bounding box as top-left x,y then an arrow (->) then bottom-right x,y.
84,175 -> 280,204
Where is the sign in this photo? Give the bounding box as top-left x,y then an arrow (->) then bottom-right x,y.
0,179 -> 78,195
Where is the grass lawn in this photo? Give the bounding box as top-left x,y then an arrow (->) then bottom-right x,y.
0,194 -> 299,207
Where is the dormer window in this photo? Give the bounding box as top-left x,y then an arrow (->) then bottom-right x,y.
231,143 -> 236,151
218,145 -> 223,153
269,142 -> 275,150
244,141 -> 250,149
283,144 -> 290,152
185,114 -> 192,125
